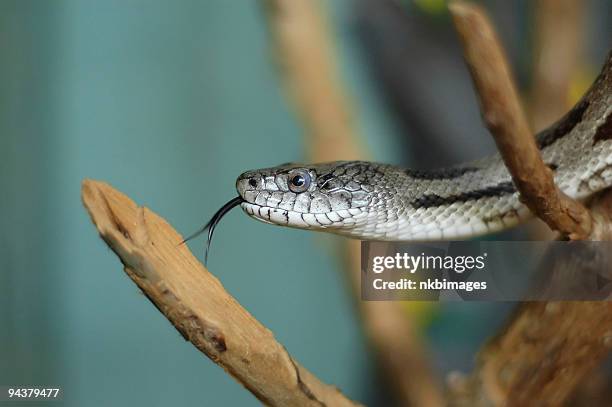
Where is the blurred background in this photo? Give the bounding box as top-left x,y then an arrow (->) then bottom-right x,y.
1,0 -> 610,406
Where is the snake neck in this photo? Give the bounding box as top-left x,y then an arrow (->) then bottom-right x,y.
335,59 -> 612,241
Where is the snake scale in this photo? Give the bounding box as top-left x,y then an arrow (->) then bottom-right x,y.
188,53 -> 611,254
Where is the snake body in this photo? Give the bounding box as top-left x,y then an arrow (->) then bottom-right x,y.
235,56 -> 612,241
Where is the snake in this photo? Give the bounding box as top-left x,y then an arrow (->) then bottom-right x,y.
186,53 -> 611,260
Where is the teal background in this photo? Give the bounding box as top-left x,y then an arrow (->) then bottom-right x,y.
0,1 -> 399,405
1,1 -> 609,406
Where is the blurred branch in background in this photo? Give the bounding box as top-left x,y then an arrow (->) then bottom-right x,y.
81,180 -> 361,407
448,2 -> 612,405
530,0 -> 586,132
263,0 -> 445,406
261,0 -> 362,162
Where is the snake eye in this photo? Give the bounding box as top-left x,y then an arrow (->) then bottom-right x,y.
248,178 -> 258,188
288,170 -> 311,193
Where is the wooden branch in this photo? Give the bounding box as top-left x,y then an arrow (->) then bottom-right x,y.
457,195 -> 612,407
264,1 -> 445,406
449,1 -> 592,240
81,179 -> 361,407
449,300 -> 612,406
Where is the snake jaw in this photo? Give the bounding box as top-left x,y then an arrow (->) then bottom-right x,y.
240,202 -> 278,226
240,201 -> 369,232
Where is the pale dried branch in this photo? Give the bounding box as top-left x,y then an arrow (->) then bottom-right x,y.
263,1 -> 445,406
449,0 -> 592,240
81,179 -> 361,407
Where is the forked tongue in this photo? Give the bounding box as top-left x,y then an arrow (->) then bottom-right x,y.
180,196 -> 243,265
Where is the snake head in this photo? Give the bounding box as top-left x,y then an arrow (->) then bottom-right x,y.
236,161 -> 377,232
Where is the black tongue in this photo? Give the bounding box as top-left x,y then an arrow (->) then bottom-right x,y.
180,196 -> 243,265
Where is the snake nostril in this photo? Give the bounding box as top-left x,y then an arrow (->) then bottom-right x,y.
248,178 -> 258,188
